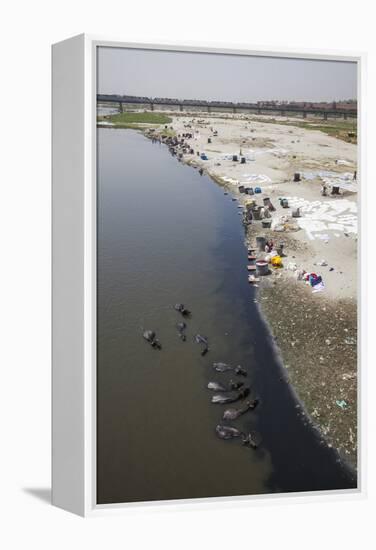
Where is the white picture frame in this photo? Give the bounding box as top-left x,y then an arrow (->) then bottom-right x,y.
52,34 -> 366,517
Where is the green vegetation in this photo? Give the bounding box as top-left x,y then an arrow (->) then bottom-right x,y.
98,111 -> 172,128
249,116 -> 357,144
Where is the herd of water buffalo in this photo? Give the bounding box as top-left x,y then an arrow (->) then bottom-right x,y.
142,304 -> 260,450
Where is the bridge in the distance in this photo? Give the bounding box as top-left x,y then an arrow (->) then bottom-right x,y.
97,94 -> 357,120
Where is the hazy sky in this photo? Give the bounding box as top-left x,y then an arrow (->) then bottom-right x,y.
97,46 -> 357,103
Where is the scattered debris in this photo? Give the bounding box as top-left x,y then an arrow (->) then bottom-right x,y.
342,373 -> 356,381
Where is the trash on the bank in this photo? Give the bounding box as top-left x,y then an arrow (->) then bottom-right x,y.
200,153 -> 208,160
294,269 -> 305,280
329,267 -> 334,271
284,222 -> 300,232
336,399 -> 348,410
336,159 -> 352,166
317,260 -> 328,266
343,372 -> 356,381
310,274 -> 322,287
254,187 -> 262,194
246,199 -> 257,209
221,176 -> 239,186
312,282 -> 325,293
302,271 -> 325,292
271,255 -> 282,268
271,215 -> 294,232
306,273 -> 322,287
287,262 -> 297,271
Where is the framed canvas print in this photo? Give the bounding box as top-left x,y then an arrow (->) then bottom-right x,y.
52,35 -> 364,516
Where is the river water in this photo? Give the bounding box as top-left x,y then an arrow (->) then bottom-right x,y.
97,128 -> 356,505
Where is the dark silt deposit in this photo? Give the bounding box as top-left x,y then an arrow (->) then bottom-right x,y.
96,128 -> 357,505
257,277 -> 358,467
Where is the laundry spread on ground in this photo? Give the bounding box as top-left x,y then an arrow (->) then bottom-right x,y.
285,197 -> 357,240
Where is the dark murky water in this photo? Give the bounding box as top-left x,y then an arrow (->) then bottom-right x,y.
97,128 -> 356,504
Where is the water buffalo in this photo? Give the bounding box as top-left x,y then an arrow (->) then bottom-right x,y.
212,363 -> 247,376
229,379 -> 244,390
241,432 -> 261,449
207,381 -> 227,392
216,426 -> 260,449
174,303 -> 191,317
212,362 -> 232,373
207,380 -> 244,392
222,399 -> 259,420
234,366 -> 247,377
211,386 -> 250,404
176,321 -> 187,341
142,330 -> 162,350
195,334 -> 209,356
215,425 -> 243,440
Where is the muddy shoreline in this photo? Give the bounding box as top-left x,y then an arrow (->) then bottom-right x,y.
214,174 -> 357,470
143,122 -> 358,472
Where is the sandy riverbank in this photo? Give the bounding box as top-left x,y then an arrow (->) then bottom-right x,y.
146,111 -> 358,469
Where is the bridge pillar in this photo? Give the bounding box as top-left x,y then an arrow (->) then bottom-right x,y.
150,102 -> 154,111
233,107 -> 236,114
280,111 -> 284,117
343,112 -> 347,120
323,112 -> 328,121
303,111 -> 307,119
258,108 -> 261,115
208,105 -> 211,113
119,102 -> 124,113
179,104 -> 183,112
